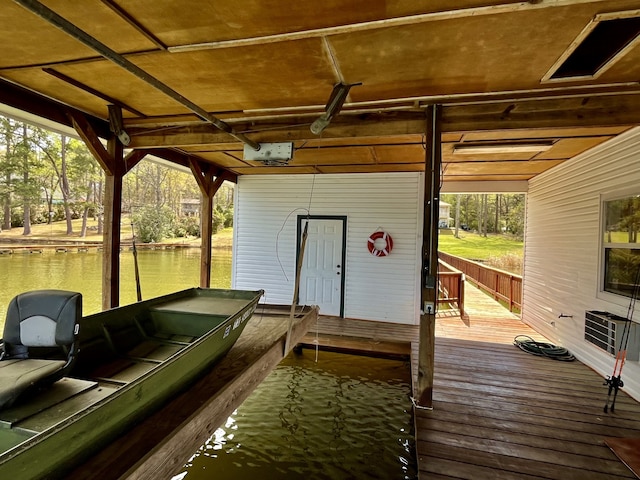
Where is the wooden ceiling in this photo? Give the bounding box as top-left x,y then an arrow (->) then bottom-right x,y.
2,0 -> 640,184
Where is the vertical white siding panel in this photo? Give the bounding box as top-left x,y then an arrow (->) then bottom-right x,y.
233,173 -> 423,324
524,127 -> 640,401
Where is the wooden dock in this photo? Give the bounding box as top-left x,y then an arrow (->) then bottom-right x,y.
62,284 -> 640,479
0,242 -> 197,254
66,304 -> 318,480
302,284 -> 640,480
417,284 -> 640,480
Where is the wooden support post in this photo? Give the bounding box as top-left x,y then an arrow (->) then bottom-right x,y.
417,104 -> 442,408
102,136 -> 124,309
70,109 -> 124,310
189,160 -> 233,288
200,191 -> 213,287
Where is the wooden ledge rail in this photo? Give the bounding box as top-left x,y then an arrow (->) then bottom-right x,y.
439,252 -> 522,312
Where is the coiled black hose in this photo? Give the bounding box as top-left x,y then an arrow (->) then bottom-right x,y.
513,335 -> 575,361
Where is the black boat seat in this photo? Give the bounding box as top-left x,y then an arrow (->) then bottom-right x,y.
0,290 -> 82,410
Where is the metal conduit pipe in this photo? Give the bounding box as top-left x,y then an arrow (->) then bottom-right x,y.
14,0 -> 261,151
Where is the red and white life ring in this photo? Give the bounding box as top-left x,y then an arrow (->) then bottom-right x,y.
367,230 -> 393,257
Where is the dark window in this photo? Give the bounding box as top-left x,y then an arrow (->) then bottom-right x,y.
552,17 -> 640,79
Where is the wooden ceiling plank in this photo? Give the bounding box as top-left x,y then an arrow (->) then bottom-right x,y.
444,159 -> 564,175
100,0 -> 168,51
14,0 -> 261,151
43,67 -> 146,117
167,0 -> 609,53
461,126 -> 630,141
232,166 -> 318,175
0,77 -> 110,137
533,136 -> 613,160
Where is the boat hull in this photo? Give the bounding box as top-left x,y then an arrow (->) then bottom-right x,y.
0,287 -> 263,479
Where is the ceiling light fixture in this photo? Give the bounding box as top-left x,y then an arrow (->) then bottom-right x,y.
452,142 -> 553,155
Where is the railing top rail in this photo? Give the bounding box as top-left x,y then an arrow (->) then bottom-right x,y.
439,252 -> 522,280
438,258 -> 463,274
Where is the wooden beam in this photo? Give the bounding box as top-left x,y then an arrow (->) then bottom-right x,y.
127,94 -> 640,150
43,68 -> 145,117
69,110 -> 115,175
417,105 -> 442,408
188,157 -> 214,196
102,136 -> 124,310
124,149 -> 148,173
188,158 -> 227,288
199,191 -> 213,288
100,0 -> 167,51
0,78 -> 110,138
127,113 -> 428,148
442,94 -> 640,131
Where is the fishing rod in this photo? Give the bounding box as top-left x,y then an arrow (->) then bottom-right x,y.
603,263 -> 640,413
131,223 -> 142,302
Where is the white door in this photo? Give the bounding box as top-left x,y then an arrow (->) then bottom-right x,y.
299,218 -> 344,316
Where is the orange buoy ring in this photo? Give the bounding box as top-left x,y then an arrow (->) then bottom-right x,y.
367,230 -> 393,257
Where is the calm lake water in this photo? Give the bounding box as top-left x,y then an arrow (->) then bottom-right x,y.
0,247 -> 231,331
175,350 -> 417,480
0,248 -> 416,478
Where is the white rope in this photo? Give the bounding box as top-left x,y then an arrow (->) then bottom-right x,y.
410,396 -> 434,411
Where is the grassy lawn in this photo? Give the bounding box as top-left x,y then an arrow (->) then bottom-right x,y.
438,231 -> 523,260
438,231 -> 524,274
0,218 -> 104,242
0,218 -> 233,248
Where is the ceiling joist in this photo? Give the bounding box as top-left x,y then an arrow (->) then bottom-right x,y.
125,93 -> 640,149
14,0 -> 261,151
4,0 -> 640,182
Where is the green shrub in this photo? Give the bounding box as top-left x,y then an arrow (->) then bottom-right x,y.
132,206 -> 176,243
174,216 -> 200,237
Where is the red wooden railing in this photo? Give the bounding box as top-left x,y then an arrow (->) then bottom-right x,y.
439,252 -> 522,313
437,259 -> 465,318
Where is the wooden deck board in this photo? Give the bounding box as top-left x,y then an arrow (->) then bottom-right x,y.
414,283 -> 640,480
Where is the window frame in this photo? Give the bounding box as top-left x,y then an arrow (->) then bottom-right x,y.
598,190 -> 640,308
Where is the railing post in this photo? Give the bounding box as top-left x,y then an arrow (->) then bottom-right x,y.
509,275 -> 514,312
459,274 -> 466,319
436,252 -> 523,313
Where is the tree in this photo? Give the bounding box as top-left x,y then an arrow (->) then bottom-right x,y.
12,123 -> 47,235
0,117 -> 21,230
454,193 -> 461,238
133,205 -> 175,243
442,193 -> 525,239
66,138 -> 102,237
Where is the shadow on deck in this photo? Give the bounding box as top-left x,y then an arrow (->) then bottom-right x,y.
416,283 -> 640,480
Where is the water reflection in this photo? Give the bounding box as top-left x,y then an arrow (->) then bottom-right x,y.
178,350 -> 417,480
0,248 -> 232,330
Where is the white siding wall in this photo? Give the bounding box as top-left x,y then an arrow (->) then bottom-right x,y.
233,173 -> 423,324
524,127 -> 640,400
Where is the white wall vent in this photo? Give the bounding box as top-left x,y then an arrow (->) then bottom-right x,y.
585,311 -> 640,361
